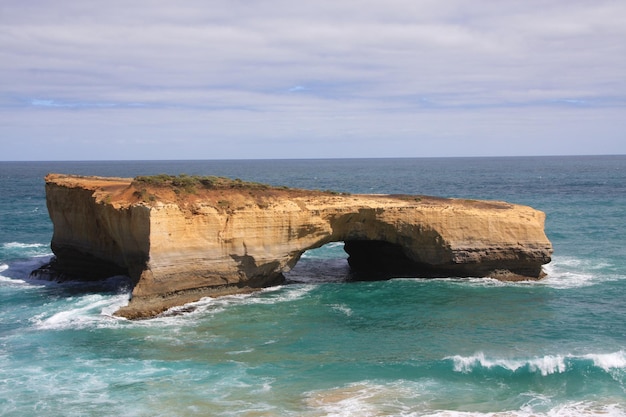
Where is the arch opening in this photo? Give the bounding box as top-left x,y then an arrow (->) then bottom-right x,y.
284,239 -> 442,284
343,240 -> 437,281
284,242 -> 350,284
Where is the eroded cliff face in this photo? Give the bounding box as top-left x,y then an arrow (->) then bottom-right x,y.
42,176 -> 150,282
40,174 -> 553,319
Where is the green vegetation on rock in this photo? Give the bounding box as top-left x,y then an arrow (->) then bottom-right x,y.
132,174 -> 272,194
131,174 -> 351,198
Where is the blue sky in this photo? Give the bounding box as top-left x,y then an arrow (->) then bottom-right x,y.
1,0 -> 625,160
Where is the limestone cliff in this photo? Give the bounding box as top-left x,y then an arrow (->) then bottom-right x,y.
39,174 -> 553,318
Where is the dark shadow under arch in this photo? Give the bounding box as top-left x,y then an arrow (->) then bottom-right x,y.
343,240 -> 442,280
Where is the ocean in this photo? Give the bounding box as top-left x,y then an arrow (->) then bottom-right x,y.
1,156 -> 625,416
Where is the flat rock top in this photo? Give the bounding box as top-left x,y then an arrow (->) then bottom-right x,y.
46,173 -> 131,189
45,173 -> 515,212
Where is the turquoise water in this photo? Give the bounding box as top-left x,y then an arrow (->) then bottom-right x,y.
1,156 -> 625,416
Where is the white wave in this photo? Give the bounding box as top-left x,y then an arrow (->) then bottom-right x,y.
447,351 -> 626,376
330,303 -> 353,316
583,351 -> 626,372
437,277 -> 511,287
30,293 -> 130,330
0,255 -> 52,283
203,284 -> 316,308
143,284 -> 318,324
420,402 -> 626,417
1,241 -> 51,259
256,283 -> 317,303
412,255 -> 622,290
540,256 -> 622,289
448,352 -> 568,376
2,242 -> 48,249
0,273 -> 43,288
541,262 -> 598,289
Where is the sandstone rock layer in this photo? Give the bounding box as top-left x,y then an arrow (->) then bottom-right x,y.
40,174 -> 553,318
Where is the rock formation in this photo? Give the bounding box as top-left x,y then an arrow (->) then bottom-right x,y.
37,174 -> 553,319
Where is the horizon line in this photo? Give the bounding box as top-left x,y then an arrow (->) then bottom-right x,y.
2,153 -> 625,163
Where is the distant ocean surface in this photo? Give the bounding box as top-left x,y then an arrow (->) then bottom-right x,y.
1,156 -> 625,416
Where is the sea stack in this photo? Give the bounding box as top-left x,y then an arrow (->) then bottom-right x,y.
37,174 -> 553,318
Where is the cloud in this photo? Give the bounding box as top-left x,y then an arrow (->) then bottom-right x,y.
0,0 -> 625,159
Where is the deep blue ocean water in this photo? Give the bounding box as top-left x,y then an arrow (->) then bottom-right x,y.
1,156 -> 625,416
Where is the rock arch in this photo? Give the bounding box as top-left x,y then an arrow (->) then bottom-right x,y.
41,174 -> 553,318
282,210 -> 453,281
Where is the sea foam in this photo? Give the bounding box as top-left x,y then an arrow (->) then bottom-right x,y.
30,293 -> 130,330
0,255 -> 52,284
541,256 -> 622,289
420,402 -> 626,417
447,352 -> 567,375
446,351 -> 626,376
304,380 -> 626,417
583,351 -> 626,372
1,241 -> 51,258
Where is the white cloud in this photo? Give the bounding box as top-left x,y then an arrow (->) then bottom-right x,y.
0,0 -> 624,159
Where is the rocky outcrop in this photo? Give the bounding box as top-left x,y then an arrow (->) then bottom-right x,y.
38,174 -> 553,318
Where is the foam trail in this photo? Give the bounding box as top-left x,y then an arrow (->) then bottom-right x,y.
541,256 -> 622,289
304,381 -> 417,417
304,380 -> 626,417
421,402 -> 626,417
422,256 -> 621,290
330,303 -> 353,316
31,293 -> 130,330
149,284 -> 318,323
2,242 -> 47,249
1,242 -> 51,258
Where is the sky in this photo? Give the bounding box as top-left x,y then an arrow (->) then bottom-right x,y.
1,0 -> 625,160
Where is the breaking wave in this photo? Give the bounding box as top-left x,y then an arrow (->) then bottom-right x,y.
541,256 -> 623,289
446,351 -> 626,376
